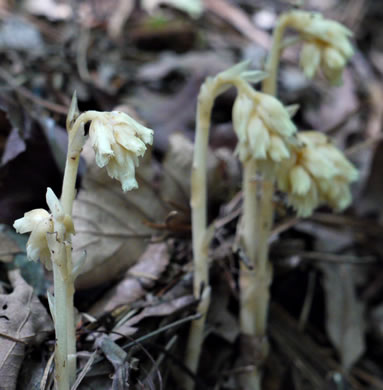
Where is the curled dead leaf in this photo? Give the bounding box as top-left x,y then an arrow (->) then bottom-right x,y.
0,271 -> 53,390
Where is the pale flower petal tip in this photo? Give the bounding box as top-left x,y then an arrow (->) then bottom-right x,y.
66,91 -> 80,131
219,60 -> 252,80
46,188 -> 64,220
240,70 -> 268,84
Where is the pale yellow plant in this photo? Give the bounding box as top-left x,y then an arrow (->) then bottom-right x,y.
13,94 -> 153,390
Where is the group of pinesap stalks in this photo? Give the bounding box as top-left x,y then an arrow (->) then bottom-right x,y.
13,8 -> 357,390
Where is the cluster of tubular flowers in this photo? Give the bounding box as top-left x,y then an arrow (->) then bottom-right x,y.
287,10 -> 354,85
13,188 -> 74,270
232,90 -> 297,167
88,111 -> 153,191
276,131 -> 358,217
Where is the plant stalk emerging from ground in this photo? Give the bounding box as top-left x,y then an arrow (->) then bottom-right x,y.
238,9 -> 356,389
184,63 -> 267,390
13,94 -> 153,390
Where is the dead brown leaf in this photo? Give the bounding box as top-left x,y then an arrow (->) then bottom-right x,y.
114,295 -> 195,338
203,0 -> 270,48
0,271 -> 53,390
72,143 -> 169,289
321,263 -> 365,371
89,243 -> 170,316
73,132 -> 238,289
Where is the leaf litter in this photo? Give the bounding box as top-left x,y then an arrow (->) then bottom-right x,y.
0,0 -> 382,389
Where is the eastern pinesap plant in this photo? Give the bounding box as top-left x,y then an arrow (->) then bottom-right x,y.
184,8 -> 357,390
13,7 -> 357,390
13,96 -> 153,390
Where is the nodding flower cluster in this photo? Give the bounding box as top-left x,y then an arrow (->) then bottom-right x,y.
231,66 -> 357,217
277,131 -> 358,217
88,111 -> 153,191
232,92 -> 296,166
13,188 -> 74,270
287,10 -> 354,85
14,108 -> 153,269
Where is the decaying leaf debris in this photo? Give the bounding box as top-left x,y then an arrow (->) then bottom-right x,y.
0,0 -> 382,389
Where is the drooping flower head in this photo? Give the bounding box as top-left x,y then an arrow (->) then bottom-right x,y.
286,10 -> 354,85
277,131 -> 358,217
87,111 -> 153,192
13,188 -> 74,270
232,90 -> 297,171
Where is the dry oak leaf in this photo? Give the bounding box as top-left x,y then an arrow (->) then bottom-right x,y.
89,243 -> 169,316
73,133 -> 237,289
72,142 -> 170,289
0,270 -> 53,390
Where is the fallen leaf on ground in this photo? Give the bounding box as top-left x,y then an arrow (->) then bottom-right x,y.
114,295 -> 195,338
89,243 -> 170,316
72,143 -> 169,289
73,132 -> 238,289
321,263 -> 365,371
203,0 -> 270,48
0,270 -> 53,390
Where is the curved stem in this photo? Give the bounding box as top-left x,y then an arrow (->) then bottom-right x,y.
54,110 -> 99,388
185,75 -> 251,390
262,14 -> 289,96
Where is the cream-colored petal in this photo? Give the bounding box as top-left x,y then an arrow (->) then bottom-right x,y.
300,42 -> 321,79
89,119 -> 115,167
232,94 -> 254,143
323,47 -> 346,70
268,135 -> 290,162
302,147 -> 336,179
247,115 -> 270,159
26,218 -> 53,262
114,125 -> 147,155
289,165 -> 311,195
46,188 -> 64,220
13,209 -> 50,234
256,93 -> 296,137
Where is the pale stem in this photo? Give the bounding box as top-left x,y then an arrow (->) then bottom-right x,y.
185,75 -> 251,389
184,287 -> 211,390
55,110 -> 99,388
237,14 -> 291,389
253,180 -> 273,337
52,245 -> 70,390
240,159 -> 258,335
262,14 -> 289,96
65,244 -> 76,385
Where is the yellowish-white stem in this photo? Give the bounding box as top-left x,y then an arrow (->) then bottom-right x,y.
262,14 -> 289,96
53,111 -> 99,388
53,262 -> 69,390
237,12 -> 290,389
51,224 -> 70,390
240,159 -> 258,335
185,75 -> 253,390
